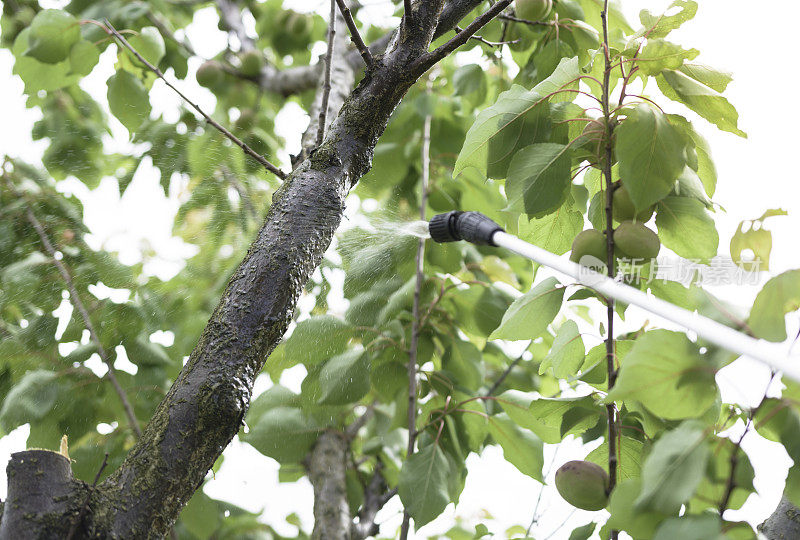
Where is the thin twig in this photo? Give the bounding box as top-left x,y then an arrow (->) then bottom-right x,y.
66,453 -> 109,540
486,345 -> 530,396
719,372 -> 778,515
15,195 -> 142,438
399,78 -> 432,540
499,13 -> 552,26
335,0 -> 374,67
345,402 -> 375,439
317,0 -> 337,146
454,25 -> 519,47
104,21 -> 286,180
411,0 -> 513,74
600,3 -> 619,539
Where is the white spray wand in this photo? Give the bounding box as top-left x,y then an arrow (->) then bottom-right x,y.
427,211 -> 800,383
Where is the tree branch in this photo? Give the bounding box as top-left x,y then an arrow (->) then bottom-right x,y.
410,0 -> 513,75
351,463 -> 393,540
335,0 -> 373,67
760,497 -> 800,539
105,21 -> 287,180
3,181 -> 142,438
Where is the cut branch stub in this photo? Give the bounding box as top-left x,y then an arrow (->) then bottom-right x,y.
0,450 -> 83,539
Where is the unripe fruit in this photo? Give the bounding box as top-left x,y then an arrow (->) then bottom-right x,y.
569,229 -> 607,267
514,0 -> 553,21
196,61 -> 224,88
25,9 -> 81,64
555,460 -> 609,511
612,185 -> 654,222
238,50 -> 264,77
614,221 -> 660,260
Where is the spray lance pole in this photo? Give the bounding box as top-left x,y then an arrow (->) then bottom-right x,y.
428,210 -> 800,383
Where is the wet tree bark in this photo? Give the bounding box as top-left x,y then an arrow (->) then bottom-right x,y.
760,496 -> 800,540
0,0 -> 490,538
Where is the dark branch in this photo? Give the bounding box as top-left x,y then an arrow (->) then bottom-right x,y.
410,0 -> 513,75
105,21 -> 287,180
351,463 -> 393,540
335,0 -> 374,67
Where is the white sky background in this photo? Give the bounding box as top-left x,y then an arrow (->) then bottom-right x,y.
1,1 -> 800,538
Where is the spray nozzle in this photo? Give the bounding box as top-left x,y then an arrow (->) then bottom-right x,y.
429,211 -> 504,246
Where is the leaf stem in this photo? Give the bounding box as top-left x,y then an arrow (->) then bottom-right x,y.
316,0 -> 337,146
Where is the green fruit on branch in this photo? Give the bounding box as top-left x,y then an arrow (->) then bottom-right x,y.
238,50 -> 264,77
614,221 -> 661,260
25,9 -> 81,64
569,229 -> 608,268
612,184 -> 654,222
555,460 -> 610,511
196,61 -> 224,88
514,0 -> 553,21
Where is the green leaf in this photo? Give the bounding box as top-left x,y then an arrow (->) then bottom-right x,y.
285,316 -> 352,366
690,438 -> 754,512
128,27 -> 166,66
0,370 -> 60,432
443,339 -> 484,391
243,407 -> 321,463
679,63 -> 733,93
68,40 -> 100,76
490,277 -> 564,341
517,201 -> 584,256
488,413 -> 544,481
505,143 -> 572,216
636,420 -> 710,513
657,70 -> 746,137
638,1 -> 698,38
730,222 -> 772,272
749,270 -> 800,342
455,58 -> 579,180
398,444 -> 451,527
604,479 -> 668,538
616,104 -> 686,210
498,391 -> 597,444
12,28 -> 78,92
317,350 -> 370,405
568,522 -> 596,540
25,9 -> 81,64
586,436 -> 643,480
605,330 -> 718,419
634,39 -> 699,75
786,467 -> 800,509
654,515 -> 723,540
107,70 -> 152,132
539,319 -> 584,378
655,196 -> 718,261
